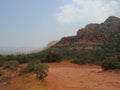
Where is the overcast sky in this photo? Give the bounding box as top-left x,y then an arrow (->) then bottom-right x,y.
0,0 -> 120,48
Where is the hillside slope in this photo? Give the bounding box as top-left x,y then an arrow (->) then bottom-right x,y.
53,16 -> 120,50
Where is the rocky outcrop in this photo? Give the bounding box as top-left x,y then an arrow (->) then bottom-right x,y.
53,16 -> 120,50
77,16 -> 120,42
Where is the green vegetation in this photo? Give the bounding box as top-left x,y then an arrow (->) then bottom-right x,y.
19,62 -> 35,75
0,40 -> 120,71
0,48 -> 119,71
2,60 -> 19,70
0,69 -> 4,76
34,63 -> 49,80
102,57 -> 120,70
19,62 -> 49,80
0,16 -> 120,71
0,55 -> 6,66
41,50 -> 62,63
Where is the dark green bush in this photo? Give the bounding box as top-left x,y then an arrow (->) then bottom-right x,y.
72,58 -> 92,65
41,50 -> 62,63
0,60 -> 6,67
19,67 -> 28,75
19,62 -> 35,75
102,58 -> 120,70
25,62 -> 35,72
2,61 -> 19,70
0,55 -> 6,66
34,63 -> 49,80
0,69 -> 4,76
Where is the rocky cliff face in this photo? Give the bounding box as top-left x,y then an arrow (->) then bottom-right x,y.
77,16 -> 120,42
53,16 -> 120,50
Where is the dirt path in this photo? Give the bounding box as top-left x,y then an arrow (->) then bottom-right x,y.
46,62 -> 120,90
0,62 -> 120,90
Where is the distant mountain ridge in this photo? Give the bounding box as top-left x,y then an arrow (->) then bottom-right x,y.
52,16 -> 120,50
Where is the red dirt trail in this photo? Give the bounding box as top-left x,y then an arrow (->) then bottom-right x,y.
46,62 -> 120,90
0,62 -> 120,90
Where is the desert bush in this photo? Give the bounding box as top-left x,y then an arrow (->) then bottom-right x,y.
34,63 -> 49,80
102,58 -> 120,70
0,60 -> 5,67
0,69 -> 4,76
0,55 -> 6,66
25,62 -> 35,72
19,67 -> 28,75
72,58 -> 92,65
19,62 -> 35,75
2,60 -> 19,70
41,50 -> 62,63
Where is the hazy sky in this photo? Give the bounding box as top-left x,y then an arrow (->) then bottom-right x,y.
0,0 -> 120,48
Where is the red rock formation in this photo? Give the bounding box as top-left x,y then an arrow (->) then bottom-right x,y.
53,16 -> 120,50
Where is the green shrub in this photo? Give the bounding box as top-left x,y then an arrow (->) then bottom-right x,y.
19,62 -> 35,75
41,50 -> 62,63
102,58 -> 120,70
0,69 -> 4,77
19,67 -> 28,75
34,63 -> 49,80
0,55 -> 6,67
2,61 -> 19,70
25,62 -> 35,72
0,60 -> 5,67
72,58 -> 91,65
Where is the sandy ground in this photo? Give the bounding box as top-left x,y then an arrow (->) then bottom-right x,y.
46,62 -> 120,90
0,62 -> 120,90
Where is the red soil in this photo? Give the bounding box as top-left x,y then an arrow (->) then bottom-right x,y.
0,62 -> 120,90
46,62 -> 120,90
